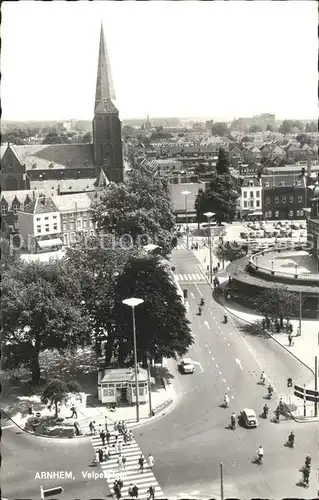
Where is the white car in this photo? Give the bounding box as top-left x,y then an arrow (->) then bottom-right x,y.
180,358 -> 195,374
240,408 -> 259,428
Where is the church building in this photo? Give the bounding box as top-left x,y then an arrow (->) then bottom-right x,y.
1,24 -> 124,194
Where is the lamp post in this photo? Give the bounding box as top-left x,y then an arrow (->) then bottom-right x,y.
204,211 -> 215,283
182,190 -> 191,250
122,297 -> 144,423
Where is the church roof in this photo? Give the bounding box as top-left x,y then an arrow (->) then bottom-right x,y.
94,24 -> 118,114
94,166 -> 110,188
29,178 -> 98,194
0,143 -> 94,170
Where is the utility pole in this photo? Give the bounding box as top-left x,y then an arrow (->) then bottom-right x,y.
220,462 -> 224,500
147,359 -> 153,418
315,356 -> 318,417
299,291 -> 302,336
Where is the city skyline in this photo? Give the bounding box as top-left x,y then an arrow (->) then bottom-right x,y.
2,1 -> 317,122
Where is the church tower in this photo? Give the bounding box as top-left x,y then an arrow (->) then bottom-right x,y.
93,24 -> 124,183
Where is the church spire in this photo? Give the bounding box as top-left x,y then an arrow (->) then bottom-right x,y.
95,23 -> 117,114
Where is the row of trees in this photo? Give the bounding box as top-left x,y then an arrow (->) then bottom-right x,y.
2,165 -> 193,385
195,148 -> 239,224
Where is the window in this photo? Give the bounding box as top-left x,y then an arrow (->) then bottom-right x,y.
36,217 -> 41,222
249,181 -> 253,187
265,182 -> 270,187
299,210 -> 304,217
250,200 -> 254,208
256,200 -> 260,207
53,223 -> 58,231
267,210 -> 272,218
275,197 -> 279,204
45,224 -> 50,232
37,225 -> 41,233
53,215 -> 57,219
69,220 -> 75,230
280,181 -> 285,187
250,191 -> 254,198
12,205 -> 19,214
275,211 -> 279,218
83,219 -> 88,228
289,196 -> 293,203
44,216 -> 49,220
244,201 -> 247,208
281,196 -> 286,203
243,191 -> 247,198
77,219 -> 82,230
297,195 -> 302,203
62,222 -> 67,231
266,197 -> 270,204
1,205 -> 8,215
70,232 -> 76,243
89,219 -> 94,227
289,210 -> 293,217
256,191 -> 260,198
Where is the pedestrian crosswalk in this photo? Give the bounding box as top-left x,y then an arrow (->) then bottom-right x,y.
91,431 -> 166,500
175,273 -> 207,282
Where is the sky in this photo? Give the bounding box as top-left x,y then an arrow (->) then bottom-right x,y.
1,1 -> 318,122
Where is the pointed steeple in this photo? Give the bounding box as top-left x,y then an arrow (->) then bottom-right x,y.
95,23 -> 117,114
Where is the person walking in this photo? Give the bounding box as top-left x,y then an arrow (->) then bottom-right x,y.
288,333 -> 292,347
147,485 -> 155,500
117,454 -> 123,471
89,421 -> 95,435
122,454 -> 127,469
132,484 -> 139,499
70,404 -> 77,418
138,454 -> 144,473
118,441 -> 123,454
103,445 -> 110,461
106,429 -> 111,445
98,448 -> 103,463
128,484 -> 134,498
148,453 -> 155,469
100,430 -> 106,446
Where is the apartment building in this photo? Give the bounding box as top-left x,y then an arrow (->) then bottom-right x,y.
52,193 -> 95,246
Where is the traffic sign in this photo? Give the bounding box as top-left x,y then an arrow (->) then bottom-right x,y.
294,385 -> 319,402
287,377 -> 292,387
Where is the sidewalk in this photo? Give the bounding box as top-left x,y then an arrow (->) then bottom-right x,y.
191,243 -> 319,422
3,377 -> 176,437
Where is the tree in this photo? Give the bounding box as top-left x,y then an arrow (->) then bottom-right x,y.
42,133 -> 63,144
305,121 -> 318,133
92,165 -> 176,257
82,132 -> 92,143
195,175 -> 239,225
211,122 -> 228,137
1,260 -> 89,385
266,124 -> 274,132
249,125 -> 262,133
254,286 -> 300,327
0,237 -> 21,271
215,148 -> 230,175
215,241 -> 247,263
113,255 -> 193,365
41,379 -> 81,417
296,134 -> 313,146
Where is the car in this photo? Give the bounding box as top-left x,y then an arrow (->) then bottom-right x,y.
240,408 -> 258,428
180,358 -> 195,374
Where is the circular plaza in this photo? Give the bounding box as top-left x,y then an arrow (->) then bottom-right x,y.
227,247 -> 319,318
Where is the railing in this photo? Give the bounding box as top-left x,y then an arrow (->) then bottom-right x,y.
249,248 -> 319,283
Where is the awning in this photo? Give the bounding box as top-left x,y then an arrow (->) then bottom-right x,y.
37,238 -> 63,249
251,211 -> 263,216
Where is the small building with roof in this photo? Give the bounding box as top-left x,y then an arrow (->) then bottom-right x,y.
98,367 -> 149,405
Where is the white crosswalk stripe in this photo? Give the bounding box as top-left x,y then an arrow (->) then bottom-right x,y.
91,432 -> 166,499
175,273 -> 206,282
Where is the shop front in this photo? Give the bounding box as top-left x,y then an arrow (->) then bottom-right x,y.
98,367 -> 149,406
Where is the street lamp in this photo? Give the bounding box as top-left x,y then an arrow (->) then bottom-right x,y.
204,211 -> 215,283
122,297 -> 144,422
181,190 -> 191,250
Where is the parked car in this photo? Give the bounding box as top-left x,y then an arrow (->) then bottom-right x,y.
240,232 -> 249,239
180,358 -> 195,374
291,223 -> 300,230
240,408 -> 258,428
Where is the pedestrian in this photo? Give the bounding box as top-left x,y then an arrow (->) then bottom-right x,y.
70,404 -> 77,418
289,323 -> 293,334
106,429 -> 111,444
118,441 -> 122,454
123,431 -> 128,444
262,318 -> 266,330
89,421 -> 95,435
132,484 -> 139,499
104,416 -> 108,431
117,421 -> 123,434
114,442 -> 119,455
113,480 -> 121,500
122,420 -> 127,433
288,333 -> 292,347
98,448 -> 103,463
114,421 -> 118,432
122,455 -> 127,469
148,453 -> 155,469
128,484 -> 134,498
147,485 -> 155,500
117,454 -> 123,471
303,466 -> 310,487
94,450 -> 100,465
217,262 -> 220,269
138,454 -> 144,472
100,430 -> 106,446
103,445 -> 110,460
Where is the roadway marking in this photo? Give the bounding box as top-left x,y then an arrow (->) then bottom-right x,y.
204,320 -> 210,329
227,343 -> 231,346
227,386 -> 230,391
208,349 -> 211,354
231,395 -> 235,400
190,292 -> 195,299
235,358 -> 243,370
192,360 -> 204,373
215,363 -> 219,368
219,371 -> 222,375
222,378 -> 226,383
223,336 -> 227,340
212,356 -> 215,360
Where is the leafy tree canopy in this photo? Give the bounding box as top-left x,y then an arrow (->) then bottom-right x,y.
215,148 -> 230,175
249,124 -> 262,133
211,122 -> 228,137
41,379 -> 81,417
82,132 -> 92,143
195,175 -> 239,224
215,241 -> 247,263
113,256 -> 193,365
254,286 -> 300,324
279,120 -> 305,135
1,260 -> 89,385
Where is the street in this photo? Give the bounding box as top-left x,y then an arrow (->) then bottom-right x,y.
135,249 -> 318,498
